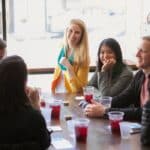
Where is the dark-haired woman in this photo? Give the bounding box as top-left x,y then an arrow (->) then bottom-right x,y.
88,38 -> 133,97
0,55 -> 50,150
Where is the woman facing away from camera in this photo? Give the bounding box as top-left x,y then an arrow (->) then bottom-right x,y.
88,38 -> 133,97
51,18 -> 90,93
0,38 -> 40,110
0,55 -> 51,150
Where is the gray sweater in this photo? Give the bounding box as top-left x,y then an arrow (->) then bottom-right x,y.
88,66 -> 133,98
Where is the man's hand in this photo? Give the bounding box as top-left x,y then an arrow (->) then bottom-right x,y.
84,100 -> 106,117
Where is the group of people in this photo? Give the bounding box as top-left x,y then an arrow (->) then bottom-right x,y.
51,19 -> 150,145
51,19 -> 133,96
0,17 -> 150,149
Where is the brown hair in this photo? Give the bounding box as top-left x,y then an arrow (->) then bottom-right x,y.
142,36 -> 150,41
0,55 -> 29,112
0,38 -> 6,49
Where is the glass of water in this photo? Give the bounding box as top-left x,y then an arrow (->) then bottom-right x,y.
98,96 -> 112,109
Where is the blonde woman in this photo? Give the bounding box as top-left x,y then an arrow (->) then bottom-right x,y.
51,19 -> 90,93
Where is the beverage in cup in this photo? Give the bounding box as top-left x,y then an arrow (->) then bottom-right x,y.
108,111 -> 124,134
74,118 -> 89,142
50,100 -> 61,120
83,86 -> 94,103
119,122 -> 131,139
99,96 -> 112,109
40,100 -> 46,108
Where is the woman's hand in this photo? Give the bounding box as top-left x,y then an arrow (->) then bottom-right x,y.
101,58 -> 116,72
84,100 -> 106,117
60,57 -> 75,77
60,57 -> 72,70
26,86 -> 40,110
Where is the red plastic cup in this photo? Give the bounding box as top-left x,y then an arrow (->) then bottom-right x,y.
40,100 -> 46,108
83,86 -> 94,103
50,101 -> 61,120
84,94 -> 93,103
108,111 -> 124,134
74,118 -> 89,143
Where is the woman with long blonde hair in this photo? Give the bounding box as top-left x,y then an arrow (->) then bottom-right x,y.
51,19 -> 90,93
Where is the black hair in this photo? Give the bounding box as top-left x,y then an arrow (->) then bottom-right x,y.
97,38 -> 125,78
0,55 -> 30,112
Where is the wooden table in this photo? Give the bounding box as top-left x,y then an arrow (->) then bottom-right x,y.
47,93 -> 149,150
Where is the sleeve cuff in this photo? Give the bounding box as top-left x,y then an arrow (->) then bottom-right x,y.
79,100 -> 88,108
103,108 -> 110,119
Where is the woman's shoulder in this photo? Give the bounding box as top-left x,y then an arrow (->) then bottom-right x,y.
120,65 -> 133,75
122,65 -> 132,71
25,106 -> 48,130
23,105 -> 44,122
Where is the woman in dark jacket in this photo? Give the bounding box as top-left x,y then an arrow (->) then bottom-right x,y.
0,55 -> 51,150
88,38 -> 133,97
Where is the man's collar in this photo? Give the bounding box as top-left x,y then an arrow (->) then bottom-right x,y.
142,69 -> 150,78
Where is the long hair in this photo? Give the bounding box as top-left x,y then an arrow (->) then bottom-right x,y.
0,55 -> 30,112
63,19 -> 90,67
97,38 -> 125,78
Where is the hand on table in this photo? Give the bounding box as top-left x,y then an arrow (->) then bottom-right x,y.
84,99 -> 106,117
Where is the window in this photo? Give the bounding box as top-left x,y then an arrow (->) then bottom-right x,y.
1,0 -> 149,69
